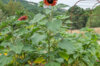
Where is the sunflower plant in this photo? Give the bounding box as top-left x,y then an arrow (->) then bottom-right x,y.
0,1 -> 100,66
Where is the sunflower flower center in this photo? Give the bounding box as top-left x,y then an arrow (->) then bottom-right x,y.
47,0 -> 53,4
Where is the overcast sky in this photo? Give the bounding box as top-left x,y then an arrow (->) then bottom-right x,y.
26,0 -> 100,9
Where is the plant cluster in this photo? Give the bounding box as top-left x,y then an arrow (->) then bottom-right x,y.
0,4 -> 100,66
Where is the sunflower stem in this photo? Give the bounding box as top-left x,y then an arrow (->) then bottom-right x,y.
48,6 -> 53,62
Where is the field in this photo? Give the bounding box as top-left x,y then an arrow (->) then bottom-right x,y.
0,0 -> 100,66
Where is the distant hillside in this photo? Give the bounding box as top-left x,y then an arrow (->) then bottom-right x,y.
1,0 -> 43,13
1,0 -> 67,15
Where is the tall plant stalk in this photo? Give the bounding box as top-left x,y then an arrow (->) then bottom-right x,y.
47,7 -> 53,62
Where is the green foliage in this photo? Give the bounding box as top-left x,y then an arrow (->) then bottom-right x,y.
86,5 -> 100,27
0,1 -> 7,21
5,0 -> 24,15
0,0 -> 28,22
46,19 -> 62,33
0,1 -> 6,12
0,9 -> 5,21
58,38 -> 76,54
45,62 -> 60,66
0,55 -> 12,66
0,2 -> 100,66
68,6 -> 89,29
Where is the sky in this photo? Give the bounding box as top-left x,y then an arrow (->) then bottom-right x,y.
26,0 -> 100,9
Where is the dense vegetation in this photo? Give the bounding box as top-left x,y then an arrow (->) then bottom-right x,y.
68,6 -> 89,29
86,5 -> 100,27
0,0 -> 100,28
0,0 -> 100,66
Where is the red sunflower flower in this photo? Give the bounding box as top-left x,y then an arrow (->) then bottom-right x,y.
44,0 -> 57,6
18,16 -> 28,21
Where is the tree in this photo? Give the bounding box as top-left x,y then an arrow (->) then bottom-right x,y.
0,1 -> 6,13
86,5 -> 100,27
68,5 -> 89,29
5,0 -> 24,15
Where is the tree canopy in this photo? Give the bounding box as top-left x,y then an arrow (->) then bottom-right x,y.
86,5 -> 100,27
68,5 -> 89,29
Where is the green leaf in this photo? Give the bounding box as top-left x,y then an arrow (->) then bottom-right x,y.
45,9 -> 51,14
59,51 -> 69,61
1,26 -> 12,35
25,64 -> 30,66
10,38 -> 24,54
80,27 -> 94,32
82,56 -> 91,66
73,53 -> 79,59
58,38 -> 75,54
82,54 -> 96,66
15,21 -> 27,26
45,62 -> 60,66
65,20 -> 72,24
56,15 -> 69,20
0,22 -> 9,30
34,57 -> 45,64
23,45 -> 34,52
31,13 -> 45,23
68,58 -> 74,64
55,58 -> 64,63
13,28 -> 29,37
39,19 -> 48,25
0,55 -> 12,66
0,41 -> 11,47
31,33 -> 47,44
46,19 -> 62,32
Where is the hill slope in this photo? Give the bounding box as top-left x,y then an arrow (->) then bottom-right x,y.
1,0 -> 42,13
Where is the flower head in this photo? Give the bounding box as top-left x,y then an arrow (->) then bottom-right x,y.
18,16 -> 28,21
4,53 -> 7,56
44,0 -> 57,6
0,53 -> 2,56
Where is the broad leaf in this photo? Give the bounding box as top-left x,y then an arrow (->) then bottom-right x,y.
31,33 -> 47,44
34,57 -> 45,64
58,38 -> 75,54
56,15 -> 69,20
45,62 -> 60,66
68,58 -> 74,64
59,51 -> 69,61
46,19 -> 62,33
23,45 -> 34,52
10,38 -> 24,54
13,28 -> 29,37
31,13 -> 45,23
0,41 -> 11,47
55,58 -> 64,63
1,26 -> 12,35
0,55 -> 12,66
45,9 -> 51,14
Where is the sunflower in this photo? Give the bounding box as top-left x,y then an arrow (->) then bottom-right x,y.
18,16 -> 28,21
44,0 -> 57,6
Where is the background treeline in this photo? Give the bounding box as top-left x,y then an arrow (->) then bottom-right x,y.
0,0 -> 100,29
